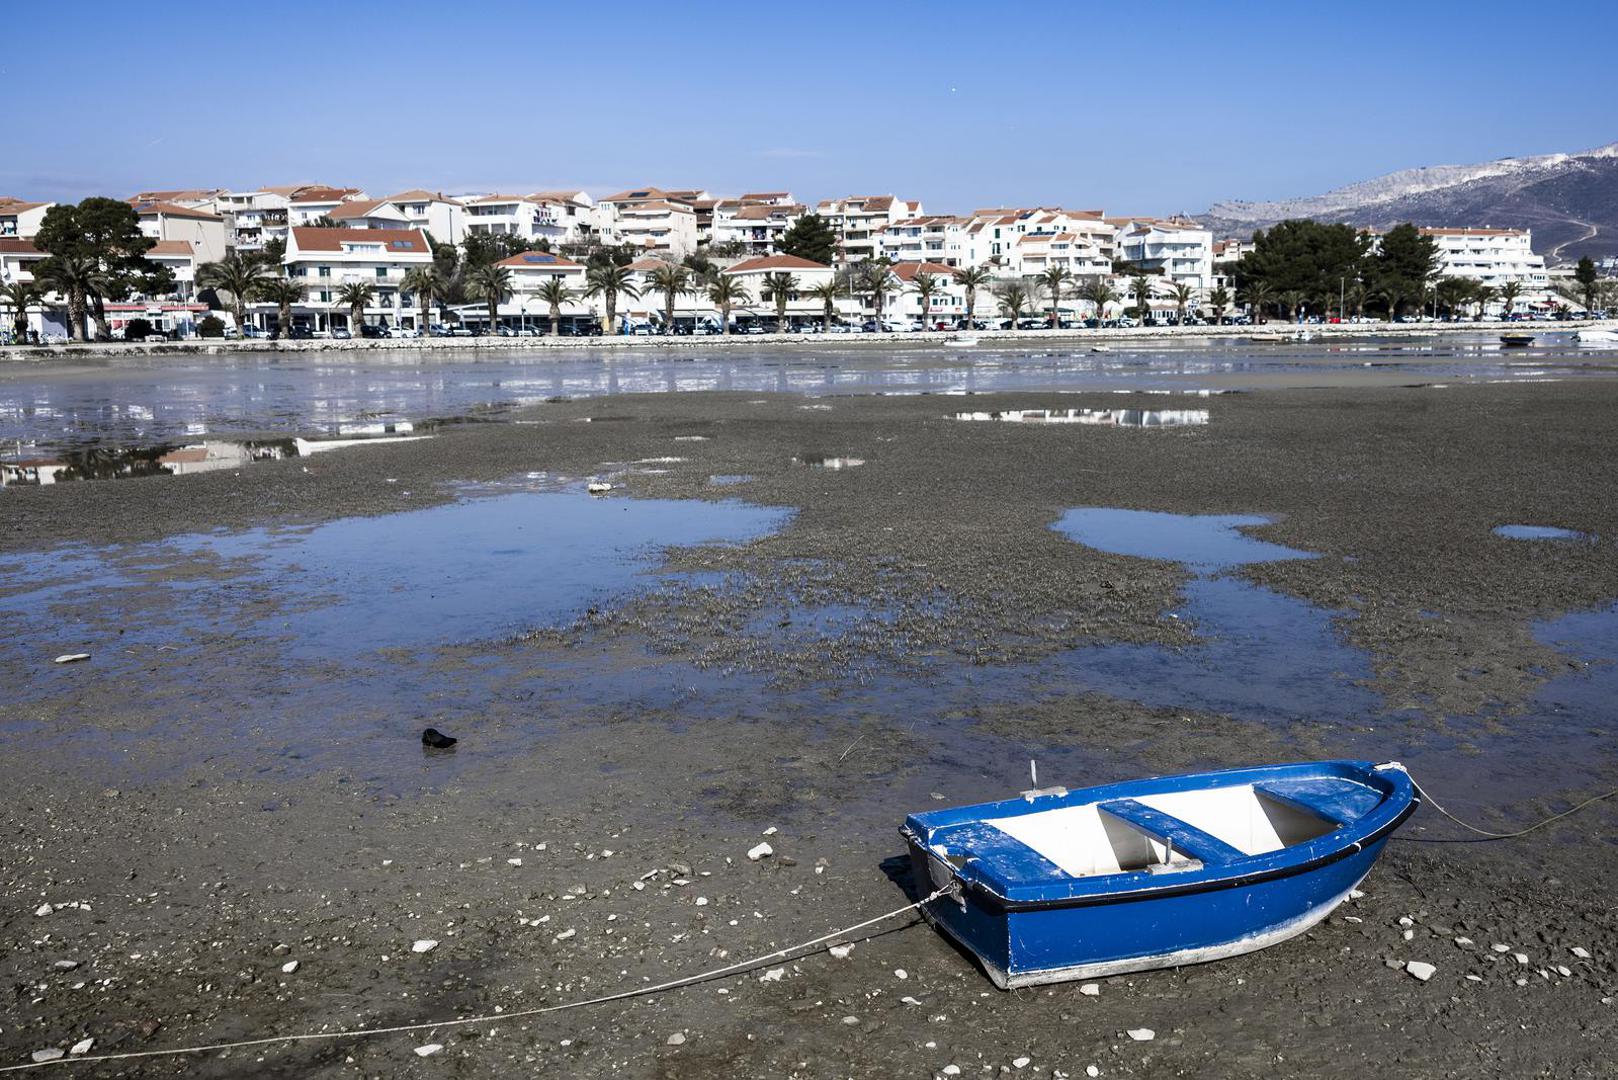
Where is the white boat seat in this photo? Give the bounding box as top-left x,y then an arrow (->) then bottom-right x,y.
1097,799 -> 1245,864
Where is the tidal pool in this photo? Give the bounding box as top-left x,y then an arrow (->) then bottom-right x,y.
1494,524 -> 1594,542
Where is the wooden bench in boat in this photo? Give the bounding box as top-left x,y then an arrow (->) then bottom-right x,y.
1250,779 -> 1382,827
1096,799 -> 1246,865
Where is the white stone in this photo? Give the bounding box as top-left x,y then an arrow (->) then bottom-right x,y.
747,843 -> 774,862
829,944 -> 855,960
1491,943 -> 1511,953
1454,937 -> 1473,946
31,1049 -> 64,1063
1402,929 -> 1414,941
1406,961 -> 1437,982
666,1032 -> 686,1046
1397,916 -> 1414,927
412,939 -> 439,954
759,967 -> 785,982
53,960 -> 79,970
69,1039 -> 93,1056
414,1043 -> 442,1057
1087,1067 -> 1101,1078
1079,983 -> 1100,996
281,960 -> 299,974
763,827 -> 778,836
1572,947 -> 1591,959
507,858 -> 523,866
1466,974 -> 1483,982
942,1066 -> 961,1076
1512,952 -> 1529,965
633,881 -> 646,891
1349,889 -> 1365,900
1126,1028 -> 1154,1042
554,929 -> 576,942
695,897 -> 709,907
1557,965 -> 1573,977
894,968 -> 908,980
902,996 -> 922,1006
1013,1056 -> 1031,1069
34,903 -> 52,917
54,654 -> 91,665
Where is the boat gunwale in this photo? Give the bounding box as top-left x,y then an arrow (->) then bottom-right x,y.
901,760 -> 1417,910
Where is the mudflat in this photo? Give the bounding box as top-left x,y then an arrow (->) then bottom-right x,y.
3,380 -> 1615,1077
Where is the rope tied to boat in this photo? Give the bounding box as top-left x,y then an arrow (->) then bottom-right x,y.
0,885 -> 953,1073
1404,774 -> 1618,841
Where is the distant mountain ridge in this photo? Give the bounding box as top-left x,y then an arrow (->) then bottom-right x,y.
1198,143 -> 1618,263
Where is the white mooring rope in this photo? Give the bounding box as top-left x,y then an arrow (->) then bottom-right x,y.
1,886 -> 952,1073
1406,776 -> 1618,840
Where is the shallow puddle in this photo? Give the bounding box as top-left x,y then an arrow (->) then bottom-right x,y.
794,455 -> 866,469
1,432 -> 425,487
1053,508 -> 1314,570
1494,524 -> 1594,542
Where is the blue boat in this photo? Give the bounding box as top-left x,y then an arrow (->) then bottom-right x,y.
901,760 -> 1418,988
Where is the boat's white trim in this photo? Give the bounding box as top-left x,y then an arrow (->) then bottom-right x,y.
926,877 -> 1365,990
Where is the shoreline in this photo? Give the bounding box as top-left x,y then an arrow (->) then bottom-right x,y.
4,316 -> 1612,363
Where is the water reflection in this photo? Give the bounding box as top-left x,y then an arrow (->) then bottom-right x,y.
1494,524 -> 1595,542
0,435 -> 427,487
952,408 -> 1209,427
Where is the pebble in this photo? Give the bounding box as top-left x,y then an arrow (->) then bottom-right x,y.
507,858 -> 523,866
54,653 -> 91,664
943,1066 -> 961,1076
695,897 -> 709,907
829,944 -> 855,960
53,960 -> 79,971
666,1032 -> 686,1046
412,939 -> 439,954
1079,983 -> 1100,996
1512,952 -> 1529,965
759,967 -> 785,982
1013,1056 -> 1031,1069
841,1016 -> 860,1026
70,1039 -> 93,1056
31,1049 -> 65,1063
1454,937 -> 1473,947
414,1043 -> 442,1057
554,929 -> 576,942
1126,1028 -> 1155,1042
34,903 -> 53,917
747,843 -> 774,861
1087,1067 -> 1101,1078
281,960 -> 299,974
1572,947 -> 1591,959
1557,965 -> 1573,977
1406,961 -> 1437,982
894,969 -> 908,980
763,826 -> 778,836
1466,975 -> 1483,982
1491,944 -> 1511,953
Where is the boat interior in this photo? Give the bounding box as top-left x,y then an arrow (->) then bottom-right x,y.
969,782 -> 1352,879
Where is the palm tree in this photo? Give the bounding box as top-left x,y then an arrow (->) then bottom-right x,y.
1130,274 -> 1154,321
536,277 -> 573,336
0,280 -> 42,342
1344,281 -> 1368,319
1279,289 -> 1307,321
953,266 -> 993,328
707,276 -> 750,336
995,282 -> 1030,325
254,277 -> 304,340
34,254 -> 99,342
1240,281 -> 1275,324
1208,285 -> 1231,322
911,271 -> 941,330
1373,286 -> 1403,322
401,266 -> 440,335
1472,284 -> 1498,320
1500,280 -> 1522,318
761,272 -> 798,333
808,279 -> 842,331
859,258 -> 894,325
644,263 -> 691,335
1169,283 -> 1196,324
197,253 -> 272,337
468,262 -> 512,332
1038,266 -> 1074,327
1078,277 -> 1117,323
334,280 -> 376,335
584,263 -> 640,334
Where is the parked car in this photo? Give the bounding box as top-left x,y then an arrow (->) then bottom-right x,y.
359,324 -> 388,339
241,325 -> 270,339
388,326 -> 419,339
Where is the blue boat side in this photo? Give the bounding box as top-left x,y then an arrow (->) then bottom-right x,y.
901,760 -> 1418,987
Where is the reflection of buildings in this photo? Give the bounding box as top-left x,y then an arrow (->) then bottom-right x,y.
952,408 -> 1211,427
1,440 -> 294,486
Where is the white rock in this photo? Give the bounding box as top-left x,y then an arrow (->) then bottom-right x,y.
1126,1028 -> 1155,1042
633,881 -> 646,891
1466,974 -> 1483,982
412,939 -> 439,954
666,1032 -> 686,1046
1557,965 -> 1573,977
281,960 -> 299,974
763,827 -> 778,836
1512,952 -> 1529,965
1454,937 -> 1473,946
759,967 -> 785,982
1349,889 -> 1365,900
1397,916 -> 1414,928
587,482 -> 612,495
1079,983 -> 1100,996
1490,943 -> 1510,953
840,1015 -> 860,1026
1402,929 -> 1414,941
694,897 -> 709,907
70,1039 -> 93,1055
554,929 -> 576,942
902,996 -> 922,1006
31,1049 -> 65,1063
414,1043 -> 442,1057
894,968 -> 908,980
747,843 -> 774,862
34,903 -> 53,917
54,654 -> 91,665
1406,961 -> 1437,982
1013,1056 -> 1031,1069
829,944 -> 855,960
1572,947 -> 1591,959
942,1066 -> 961,1076
507,858 -> 523,866
1087,1067 -> 1101,1078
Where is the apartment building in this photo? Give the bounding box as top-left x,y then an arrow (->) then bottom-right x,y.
0,198 -> 52,239
816,195 -> 923,264
213,184 -> 361,252
877,215 -> 962,266
710,200 -> 805,257
1113,217 -> 1215,292
1421,228 -> 1549,306
890,261 -> 971,326
722,254 -> 845,325
277,226 -> 432,332
382,190 -> 467,244
131,200 -> 230,265
527,190 -> 602,244
462,194 -> 571,247
287,187 -> 368,226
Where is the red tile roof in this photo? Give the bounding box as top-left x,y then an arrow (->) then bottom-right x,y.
146,240 -> 196,256
328,199 -> 396,220
891,261 -> 957,280
290,227 -> 429,253
495,250 -> 585,270
0,238 -> 42,254
725,254 -> 830,273
288,187 -> 364,205
131,200 -> 222,221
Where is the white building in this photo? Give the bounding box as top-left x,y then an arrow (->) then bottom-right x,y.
710,200 -> 805,257
462,194 -> 570,247
612,200 -> 699,255
1114,217 -> 1215,294
890,261 -> 970,327
878,215 -> 963,266
213,184 -> 361,253
1421,228 -> 1550,309
491,249 -> 591,328
131,200 -> 230,265
287,187 -> 369,227
722,254 -> 847,327
0,198 -> 52,239
278,226 -> 433,332
816,195 -> 923,264
525,190 -> 603,244
380,190 -> 467,244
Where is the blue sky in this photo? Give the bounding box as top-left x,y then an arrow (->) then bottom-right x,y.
6,0 -> 1614,214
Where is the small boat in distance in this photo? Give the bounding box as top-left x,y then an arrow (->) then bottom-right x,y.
943,336 -> 981,348
1573,328 -> 1618,345
1248,332 -> 1288,343
902,760 -> 1417,988
1500,333 -> 1535,347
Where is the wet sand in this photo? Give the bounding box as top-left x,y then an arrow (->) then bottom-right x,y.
3,380 -> 1616,1076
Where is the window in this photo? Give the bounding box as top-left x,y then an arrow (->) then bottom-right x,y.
318,266 -> 331,278
376,267 -> 387,278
